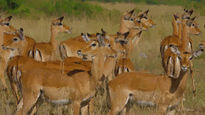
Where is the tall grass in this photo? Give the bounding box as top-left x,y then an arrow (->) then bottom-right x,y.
0,2 -> 205,115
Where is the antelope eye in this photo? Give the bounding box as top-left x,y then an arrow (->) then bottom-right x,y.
91,43 -> 96,47
4,23 -> 9,26
108,44 -> 111,47
130,18 -> 134,21
192,24 -> 195,26
13,38 -> 18,41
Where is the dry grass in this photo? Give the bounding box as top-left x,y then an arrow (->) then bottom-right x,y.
0,2 -> 205,115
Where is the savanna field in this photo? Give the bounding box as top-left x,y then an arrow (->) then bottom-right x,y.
0,0 -> 205,114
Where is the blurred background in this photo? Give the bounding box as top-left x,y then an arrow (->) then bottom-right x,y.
0,0 -> 205,114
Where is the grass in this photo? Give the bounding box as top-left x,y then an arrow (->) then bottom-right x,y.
1,2 -> 205,115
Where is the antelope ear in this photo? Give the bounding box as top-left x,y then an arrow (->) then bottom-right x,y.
128,9 -> 135,15
170,45 -> 180,55
87,33 -> 91,37
191,16 -> 196,21
189,9 -> 193,16
58,16 -> 64,22
4,16 -> 12,22
97,33 -> 105,46
81,33 -> 90,42
101,28 -> 106,35
18,28 -> 24,40
116,32 -> 121,36
184,8 -> 188,12
192,44 -> 204,58
123,32 -> 129,38
144,9 -> 149,15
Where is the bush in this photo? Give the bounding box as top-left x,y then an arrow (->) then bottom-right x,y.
0,0 -> 104,17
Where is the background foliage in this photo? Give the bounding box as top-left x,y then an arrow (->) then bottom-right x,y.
0,0 -> 205,16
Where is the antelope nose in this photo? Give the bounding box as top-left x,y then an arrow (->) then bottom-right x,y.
181,66 -> 188,71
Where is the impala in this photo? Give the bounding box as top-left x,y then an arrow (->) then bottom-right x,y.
0,16 -> 19,89
115,10 -> 155,76
14,33 -> 118,115
164,17 -> 200,96
108,45 -> 204,115
58,9 -> 137,59
33,16 -> 71,61
6,29 -> 128,108
59,33 -> 97,59
160,9 -> 193,58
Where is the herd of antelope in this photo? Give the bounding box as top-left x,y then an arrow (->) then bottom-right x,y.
0,8 -> 205,115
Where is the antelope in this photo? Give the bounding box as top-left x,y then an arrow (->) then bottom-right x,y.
0,16 -> 19,89
115,10 -> 155,76
6,29 -> 128,107
107,45 -> 204,115
160,9 -> 200,94
14,33 -> 118,115
160,9 -> 194,58
59,33 -> 97,59
58,9 -> 136,59
33,16 -> 71,61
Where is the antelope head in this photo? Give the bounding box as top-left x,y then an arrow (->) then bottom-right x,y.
51,16 -> 72,34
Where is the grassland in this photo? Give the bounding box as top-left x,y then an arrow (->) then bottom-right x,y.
0,1 -> 205,115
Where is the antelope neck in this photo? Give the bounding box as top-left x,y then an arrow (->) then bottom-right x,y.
50,26 -> 58,50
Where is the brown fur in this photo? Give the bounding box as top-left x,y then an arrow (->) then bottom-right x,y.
108,46 -> 203,115
33,16 -> 71,61
15,36 -> 118,115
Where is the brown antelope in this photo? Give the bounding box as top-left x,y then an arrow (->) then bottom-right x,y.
59,33 -> 97,59
114,10 -> 155,76
33,16 -> 71,61
14,33 -> 118,115
6,29 -> 127,108
58,9 -> 136,59
108,45 -> 204,115
160,9 -> 200,93
0,16 -> 19,89
160,9 -> 194,58
163,16 -> 200,95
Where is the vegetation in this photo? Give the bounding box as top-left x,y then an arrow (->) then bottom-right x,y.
0,0 -> 205,16
0,0 -> 104,16
0,1 -> 205,115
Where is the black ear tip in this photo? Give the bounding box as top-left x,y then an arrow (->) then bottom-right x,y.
59,16 -> 64,21
130,9 -> 135,14
81,33 -> 84,36
20,28 -> 23,32
7,16 -> 12,20
96,33 -> 100,36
